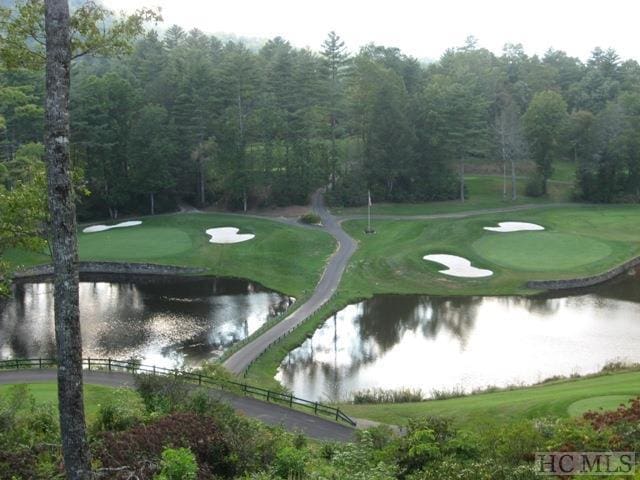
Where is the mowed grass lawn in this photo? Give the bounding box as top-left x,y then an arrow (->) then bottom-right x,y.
343,370 -> 640,430
332,175 -> 572,217
0,383 -> 139,422
4,213 -> 336,298
340,205 -> 640,297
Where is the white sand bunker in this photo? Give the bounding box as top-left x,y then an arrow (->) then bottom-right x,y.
83,221 -> 142,233
423,254 -> 493,278
483,221 -> 545,233
206,227 -> 255,244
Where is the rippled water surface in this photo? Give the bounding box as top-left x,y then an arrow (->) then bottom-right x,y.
0,275 -> 291,368
277,270 -> 640,401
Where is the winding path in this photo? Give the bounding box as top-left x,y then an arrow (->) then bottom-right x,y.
0,369 -> 355,442
224,198 -> 589,375
224,190 -> 358,374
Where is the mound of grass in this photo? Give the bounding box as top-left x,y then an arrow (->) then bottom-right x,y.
342,370 -> 640,430
5,213 -> 336,298
338,205 -> 640,297
0,383 -> 139,421
567,395 -> 633,417
332,175 -> 572,216
80,227 -> 193,260
472,232 -> 612,271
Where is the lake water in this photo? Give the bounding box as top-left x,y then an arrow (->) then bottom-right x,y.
0,275 -> 292,368
277,269 -> 640,402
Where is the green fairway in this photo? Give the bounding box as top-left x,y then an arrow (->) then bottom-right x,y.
338,205 -> 640,297
342,370 -> 640,429
567,395 -> 632,417
332,175 -> 572,217
0,383 -> 137,421
473,231 -> 613,271
5,213 -> 336,298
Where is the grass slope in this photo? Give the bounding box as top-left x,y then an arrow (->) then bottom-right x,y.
0,383 -> 137,421
332,175 -> 572,216
342,370 -> 640,429
4,213 -> 336,298
339,205 -> 640,297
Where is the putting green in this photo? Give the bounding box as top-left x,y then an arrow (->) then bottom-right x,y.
567,395 -> 633,417
472,232 -> 612,271
79,226 -> 193,260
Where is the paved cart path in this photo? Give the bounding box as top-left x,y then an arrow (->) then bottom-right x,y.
223,190 -> 358,374
0,369 -> 355,442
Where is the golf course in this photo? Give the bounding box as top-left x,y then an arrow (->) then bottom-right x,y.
4,176 -> 640,434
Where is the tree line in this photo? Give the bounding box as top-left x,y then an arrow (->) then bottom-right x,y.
3,17 -> 640,221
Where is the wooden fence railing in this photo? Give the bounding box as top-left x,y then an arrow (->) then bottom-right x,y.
0,357 -> 356,427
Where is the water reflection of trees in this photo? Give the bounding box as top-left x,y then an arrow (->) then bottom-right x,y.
280,295 -> 484,401
0,279 -> 286,364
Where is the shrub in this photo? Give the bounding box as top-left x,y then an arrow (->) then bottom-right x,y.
155,447 -> 197,480
134,374 -> 192,414
273,446 -> 307,478
525,174 -> 546,197
352,387 -> 424,404
94,412 -> 233,479
492,421 -> 544,465
299,212 -> 321,225
429,386 -> 466,400
92,388 -> 145,433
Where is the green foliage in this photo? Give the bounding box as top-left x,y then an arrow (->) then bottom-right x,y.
299,212 -> 321,224
272,446 -> 307,478
155,447 -> 197,480
92,388 -> 145,433
523,90 -> 569,191
0,0 -> 161,69
0,384 -> 59,450
352,387 -> 424,404
525,173 -> 546,197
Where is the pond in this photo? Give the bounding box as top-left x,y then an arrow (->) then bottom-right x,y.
0,274 -> 292,368
277,269 -> 640,402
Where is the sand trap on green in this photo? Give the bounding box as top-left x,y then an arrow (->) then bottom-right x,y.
206,227 -> 255,244
484,221 -> 544,232
423,254 -> 493,278
473,232 -> 612,271
83,220 -> 142,233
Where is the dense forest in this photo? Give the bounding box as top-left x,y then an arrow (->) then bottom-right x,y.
3,17 -> 640,219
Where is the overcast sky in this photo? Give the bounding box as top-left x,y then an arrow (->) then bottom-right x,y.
102,0 -> 639,62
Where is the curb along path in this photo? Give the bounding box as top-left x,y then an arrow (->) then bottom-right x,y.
223,190 -> 358,374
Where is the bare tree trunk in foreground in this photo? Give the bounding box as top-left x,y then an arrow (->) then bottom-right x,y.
45,0 -> 92,478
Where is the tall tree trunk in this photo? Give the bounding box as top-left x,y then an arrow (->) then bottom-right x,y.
44,0 -> 91,478
501,127 -> 507,200
459,159 -> 465,203
511,159 -> 517,200
503,161 -> 507,200
199,165 -> 205,206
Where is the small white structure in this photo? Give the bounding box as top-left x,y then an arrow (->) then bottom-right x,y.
483,221 -> 545,233
206,227 -> 255,244
423,254 -> 493,278
83,220 -> 142,233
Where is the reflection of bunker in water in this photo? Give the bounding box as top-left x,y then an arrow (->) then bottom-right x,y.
423,254 -> 493,278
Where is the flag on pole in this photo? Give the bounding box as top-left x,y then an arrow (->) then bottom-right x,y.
368,190 -> 372,207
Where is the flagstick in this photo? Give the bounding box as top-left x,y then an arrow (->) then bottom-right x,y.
368,200 -> 371,232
